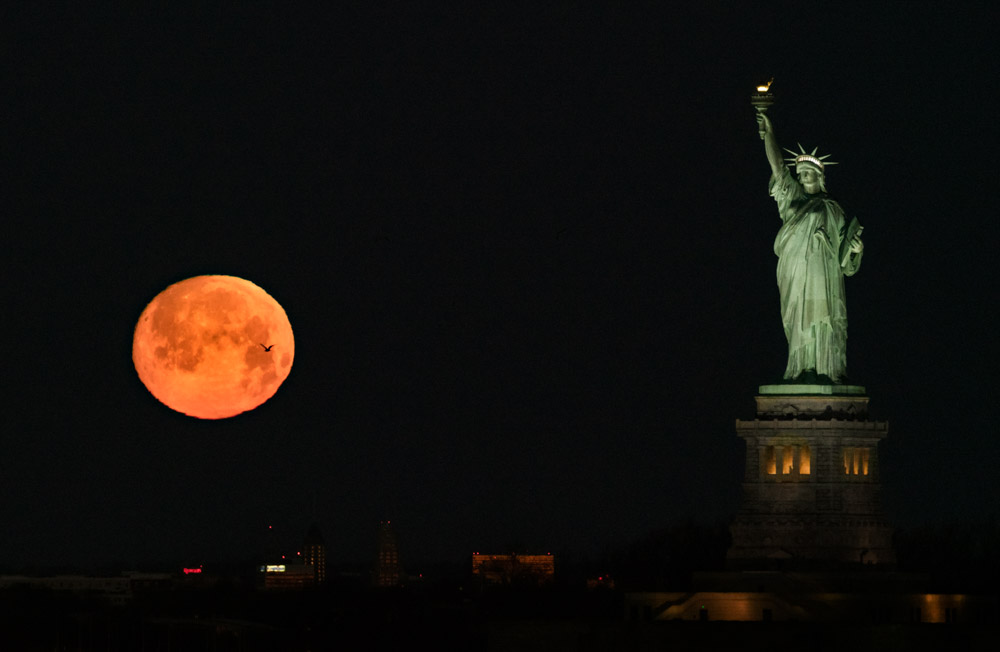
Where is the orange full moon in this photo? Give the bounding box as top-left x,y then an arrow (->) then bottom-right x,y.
132,275 -> 294,419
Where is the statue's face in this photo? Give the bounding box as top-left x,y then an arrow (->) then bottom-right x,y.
797,166 -> 823,193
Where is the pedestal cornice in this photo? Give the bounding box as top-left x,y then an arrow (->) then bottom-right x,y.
753,392 -> 870,420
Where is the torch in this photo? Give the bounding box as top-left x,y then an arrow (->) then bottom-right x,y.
751,78 -> 775,140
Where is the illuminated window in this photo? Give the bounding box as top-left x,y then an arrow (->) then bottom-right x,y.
766,445 -> 810,477
843,447 -> 871,475
782,446 -> 794,474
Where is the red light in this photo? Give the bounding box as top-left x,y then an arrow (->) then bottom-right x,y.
183,568 -> 202,575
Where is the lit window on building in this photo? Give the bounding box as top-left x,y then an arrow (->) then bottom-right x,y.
843,447 -> 870,475
799,446 -> 811,474
471,553 -> 555,587
782,446 -> 794,474
765,446 -> 776,475
766,445 -> 810,477
376,521 -> 403,587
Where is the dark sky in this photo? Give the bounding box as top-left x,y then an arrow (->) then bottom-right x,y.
6,3 -> 999,572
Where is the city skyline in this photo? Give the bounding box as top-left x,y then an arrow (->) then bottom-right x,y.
5,3 -> 998,571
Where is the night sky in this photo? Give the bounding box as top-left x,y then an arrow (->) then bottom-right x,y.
6,3 -> 998,572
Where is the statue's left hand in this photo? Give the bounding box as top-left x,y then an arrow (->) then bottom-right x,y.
849,234 -> 864,254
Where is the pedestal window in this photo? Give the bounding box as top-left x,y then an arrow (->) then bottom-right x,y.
843,447 -> 870,475
763,445 -> 811,477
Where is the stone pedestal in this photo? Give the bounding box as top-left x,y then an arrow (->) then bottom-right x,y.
728,385 -> 895,568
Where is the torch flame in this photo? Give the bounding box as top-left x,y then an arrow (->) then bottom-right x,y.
756,78 -> 774,93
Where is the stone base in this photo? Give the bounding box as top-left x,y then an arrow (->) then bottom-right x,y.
729,387 -> 893,569
728,515 -> 895,569
754,393 -> 870,420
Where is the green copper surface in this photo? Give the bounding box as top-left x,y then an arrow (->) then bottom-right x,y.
758,383 -> 866,396
756,111 -> 865,384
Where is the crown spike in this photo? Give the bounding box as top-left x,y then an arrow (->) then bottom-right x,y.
782,144 -> 838,169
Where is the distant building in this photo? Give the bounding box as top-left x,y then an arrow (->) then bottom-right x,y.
128,571 -> 174,592
302,523 -> 326,584
0,573 -> 173,606
471,553 -> 555,587
587,574 -> 615,590
375,521 -> 402,587
260,563 -> 315,590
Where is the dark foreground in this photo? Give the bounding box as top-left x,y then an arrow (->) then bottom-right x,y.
2,582 -> 997,651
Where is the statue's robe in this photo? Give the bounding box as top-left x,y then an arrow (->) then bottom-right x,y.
770,167 -> 862,382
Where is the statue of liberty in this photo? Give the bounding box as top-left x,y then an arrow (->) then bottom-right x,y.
757,112 -> 864,384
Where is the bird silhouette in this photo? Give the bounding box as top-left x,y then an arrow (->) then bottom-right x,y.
260,344 -> 274,352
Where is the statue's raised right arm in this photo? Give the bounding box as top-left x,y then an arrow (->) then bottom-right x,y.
757,113 -> 783,178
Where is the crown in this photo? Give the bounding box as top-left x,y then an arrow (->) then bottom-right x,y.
784,143 -> 838,171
